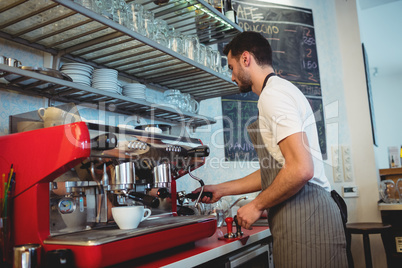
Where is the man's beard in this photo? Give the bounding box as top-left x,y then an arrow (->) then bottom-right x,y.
239,84 -> 252,93
237,67 -> 252,93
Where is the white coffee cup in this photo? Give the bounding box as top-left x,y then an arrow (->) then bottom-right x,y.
112,206 -> 151,229
38,107 -> 80,128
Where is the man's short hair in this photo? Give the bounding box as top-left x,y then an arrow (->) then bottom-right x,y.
223,31 -> 273,67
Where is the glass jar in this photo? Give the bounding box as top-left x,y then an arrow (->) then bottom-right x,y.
153,18 -> 168,46
142,10 -> 155,39
112,0 -> 129,26
127,3 -> 143,34
168,28 -> 184,55
211,49 -> 221,72
182,93 -> 199,113
198,43 -> 206,66
164,89 -> 182,108
183,34 -> 200,62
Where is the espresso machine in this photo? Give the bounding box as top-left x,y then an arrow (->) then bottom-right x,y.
0,114 -> 216,267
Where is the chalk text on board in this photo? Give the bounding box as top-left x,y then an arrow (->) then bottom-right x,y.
238,22 -> 280,35
236,4 -> 263,22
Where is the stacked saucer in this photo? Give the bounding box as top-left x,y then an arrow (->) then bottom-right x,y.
60,63 -> 94,86
92,68 -> 119,94
122,83 -> 146,100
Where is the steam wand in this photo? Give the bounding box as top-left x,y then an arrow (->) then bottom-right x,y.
90,162 -> 104,223
188,166 -> 204,209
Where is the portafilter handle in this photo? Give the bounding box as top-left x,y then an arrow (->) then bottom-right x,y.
126,191 -> 160,208
184,192 -> 213,200
183,145 -> 210,157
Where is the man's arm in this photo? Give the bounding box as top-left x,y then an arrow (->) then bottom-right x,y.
196,169 -> 262,203
236,131 -> 314,229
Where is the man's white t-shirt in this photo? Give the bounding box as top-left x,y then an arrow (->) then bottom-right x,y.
257,76 -> 331,191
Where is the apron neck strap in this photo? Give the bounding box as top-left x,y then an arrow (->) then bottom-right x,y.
261,72 -> 276,93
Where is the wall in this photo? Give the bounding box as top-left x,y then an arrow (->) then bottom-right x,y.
357,0 -> 402,169
0,0 -> 385,267
333,1 -> 385,267
0,40 -> 167,134
0,39 -> 46,136
371,74 -> 402,168
179,0 -> 385,267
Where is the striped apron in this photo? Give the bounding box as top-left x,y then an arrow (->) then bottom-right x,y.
247,120 -> 348,267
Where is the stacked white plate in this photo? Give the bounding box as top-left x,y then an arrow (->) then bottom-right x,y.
122,83 -> 146,100
92,68 -> 119,94
60,63 -> 94,86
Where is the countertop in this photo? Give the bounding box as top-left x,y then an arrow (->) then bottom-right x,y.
115,226 -> 271,267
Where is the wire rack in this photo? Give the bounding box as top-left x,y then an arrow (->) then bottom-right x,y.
0,0 -> 241,101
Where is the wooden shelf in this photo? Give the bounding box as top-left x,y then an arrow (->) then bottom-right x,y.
379,167 -> 402,182
379,167 -> 402,176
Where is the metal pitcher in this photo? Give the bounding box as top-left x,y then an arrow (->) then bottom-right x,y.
13,244 -> 41,268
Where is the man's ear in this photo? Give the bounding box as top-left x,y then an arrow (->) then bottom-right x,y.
242,51 -> 251,67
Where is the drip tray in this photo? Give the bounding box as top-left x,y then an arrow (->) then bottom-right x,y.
44,215 -> 215,246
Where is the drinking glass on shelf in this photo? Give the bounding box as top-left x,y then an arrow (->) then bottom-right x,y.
205,46 -> 213,69
143,10 -> 155,39
211,49 -> 221,72
198,44 -> 206,66
396,178 -> 402,203
181,93 -> 192,112
164,89 -> 181,108
179,93 -> 190,112
127,2 -> 144,34
380,180 -> 397,203
168,27 -> 184,55
183,34 -> 200,62
220,55 -> 231,77
153,18 -> 168,46
75,0 -> 96,11
188,94 -> 200,114
112,0 -> 129,26
100,0 -> 114,19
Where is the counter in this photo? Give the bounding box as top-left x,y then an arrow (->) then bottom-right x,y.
378,203 -> 402,267
378,203 -> 402,211
114,226 -> 271,267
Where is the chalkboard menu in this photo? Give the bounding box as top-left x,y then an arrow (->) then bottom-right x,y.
222,1 -> 327,161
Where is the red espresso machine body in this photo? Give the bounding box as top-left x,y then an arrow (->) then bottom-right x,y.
0,122 -> 216,267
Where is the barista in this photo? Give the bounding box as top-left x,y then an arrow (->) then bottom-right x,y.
194,32 -> 348,267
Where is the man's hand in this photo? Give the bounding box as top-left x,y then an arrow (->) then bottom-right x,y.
235,200 -> 264,230
192,184 -> 223,203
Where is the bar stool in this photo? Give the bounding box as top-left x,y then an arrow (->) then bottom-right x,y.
346,222 -> 391,268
